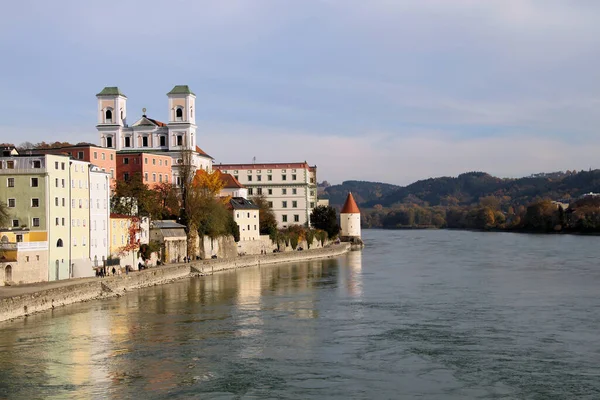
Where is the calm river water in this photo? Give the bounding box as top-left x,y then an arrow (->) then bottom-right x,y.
1,230 -> 600,399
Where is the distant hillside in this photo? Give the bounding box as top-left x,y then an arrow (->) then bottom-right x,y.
321,180 -> 401,208
363,170 -> 600,208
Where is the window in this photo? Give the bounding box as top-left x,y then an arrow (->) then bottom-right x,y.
248,188 -> 253,195
101,153 -> 105,160
268,175 -> 272,181
247,212 -> 250,218
32,198 -> 39,207
292,188 -> 297,195
55,217 -> 59,226
310,190 -> 315,196
105,109 -> 113,123
152,173 -> 156,182
32,218 -> 40,227
83,219 -> 86,227
7,161 -> 14,169
7,199 -> 15,207
54,178 -> 58,187
282,201 -> 288,208
72,219 -> 75,227
71,199 -> 75,208
106,136 -> 113,148
247,175 -> 252,181
73,237 -> 77,246
61,162 -> 66,170
268,189 -> 272,195
62,218 -> 65,226
310,178 -> 314,183
310,202 -> 315,209
142,136 -> 148,147
124,137 -> 131,147
257,175 -> 262,181
79,199 -> 82,208
33,160 -> 41,168
31,177 -> 38,187
247,225 -> 250,231
16,234 -> 23,242
268,201 -> 273,208
110,153 -> 114,160
282,215 -> 288,222
292,174 -> 297,181
160,136 -> 166,146
177,135 -> 183,146
153,158 -> 156,165
176,107 -> 183,121
12,219 -> 19,228
292,201 -> 297,208
7,178 -> 14,187
62,198 -> 65,207
159,159 -> 162,166
124,172 -> 129,181
74,164 -> 78,172
55,161 -> 59,169
78,151 -> 84,160
234,175 -> 239,181
123,157 -> 129,165
159,174 -> 162,183
165,175 -> 169,183
55,197 -> 59,206
294,215 -> 299,222
282,189 -> 287,195
61,179 -> 65,188
257,188 -> 262,195
282,175 -> 287,181
254,225 -> 257,231
144,173 -> 148,181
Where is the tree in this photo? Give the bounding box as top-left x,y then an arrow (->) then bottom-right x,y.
251,195 -> 277,237
193,169 -> 226,197
111,173 -> 154,217
310,205 -> 339,238
152,182 -> 180,220
0,201 -> 9,228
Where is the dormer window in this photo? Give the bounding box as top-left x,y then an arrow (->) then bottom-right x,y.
176,107 -> 183,121
160,136 -> 166,146
124,137 -> 131,147
105,109 -> 113,123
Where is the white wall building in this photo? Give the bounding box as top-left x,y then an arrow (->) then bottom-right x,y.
89,166 -> 110,269
340,193 -> 361,239
219,173 -> 248,199
215,162 -> 318,228
95,85 -> 213,185
229,197 -> 260,241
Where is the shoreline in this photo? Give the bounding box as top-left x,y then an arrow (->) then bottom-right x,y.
0,243 -> 351,323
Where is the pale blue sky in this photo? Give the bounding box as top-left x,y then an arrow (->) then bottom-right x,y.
1,0 -> 599,185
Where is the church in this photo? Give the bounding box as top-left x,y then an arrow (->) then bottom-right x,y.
96,85 -> 213,185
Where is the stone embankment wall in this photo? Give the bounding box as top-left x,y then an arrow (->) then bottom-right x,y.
0,244 -> 350,323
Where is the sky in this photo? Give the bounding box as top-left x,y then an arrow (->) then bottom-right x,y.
1,0 -> 600,185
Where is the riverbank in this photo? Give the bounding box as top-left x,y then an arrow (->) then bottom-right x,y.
0,243 -> 351,323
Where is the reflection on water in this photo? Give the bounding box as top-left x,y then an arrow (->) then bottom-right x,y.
0,256 -> 347,399
1,230 -> 600,399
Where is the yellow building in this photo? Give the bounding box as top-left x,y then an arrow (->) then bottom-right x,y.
0,230 -> 49,285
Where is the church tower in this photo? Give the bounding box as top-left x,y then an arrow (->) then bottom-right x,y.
166,85 -> 197,151
340,192 -> 362,242
96,87 -> 127,150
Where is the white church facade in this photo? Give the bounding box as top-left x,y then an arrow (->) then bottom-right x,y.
96,85 -> 212,185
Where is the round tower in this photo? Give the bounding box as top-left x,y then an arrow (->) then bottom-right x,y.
340,192 -> 361,239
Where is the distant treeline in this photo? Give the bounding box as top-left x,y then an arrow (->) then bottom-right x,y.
362,196 -> 600,233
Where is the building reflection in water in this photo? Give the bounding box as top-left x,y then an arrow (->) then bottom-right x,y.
0,255 -> 351,399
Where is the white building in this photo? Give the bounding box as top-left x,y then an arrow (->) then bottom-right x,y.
95,85 -> 213,186
229,197 -> 260,241
219,173 -> 248,199
89,166 -> 110,269
215,162 -> 318,228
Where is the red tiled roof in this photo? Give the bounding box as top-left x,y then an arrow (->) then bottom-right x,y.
341,193 -> 360,214
220,173 -> 245,189
215,162 -> 314,170
146,117 -> 167,127
195,146 -> 213,159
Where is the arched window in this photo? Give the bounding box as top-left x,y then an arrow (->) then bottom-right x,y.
5,265 -> 12,282
176,107 -> 183,121
105,109 -> 113,123
56,239 -> 63,247
0,235 -> 8,244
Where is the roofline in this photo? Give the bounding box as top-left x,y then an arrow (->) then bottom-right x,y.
215,162 -> 315,169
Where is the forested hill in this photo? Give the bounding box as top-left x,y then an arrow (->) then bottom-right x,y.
324,170 -> 600,208
321,180 -> 401,207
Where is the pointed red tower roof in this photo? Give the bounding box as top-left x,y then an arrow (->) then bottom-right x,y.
341,192 -> 360,214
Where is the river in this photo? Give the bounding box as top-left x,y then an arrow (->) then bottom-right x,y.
0,230 -> 599,399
